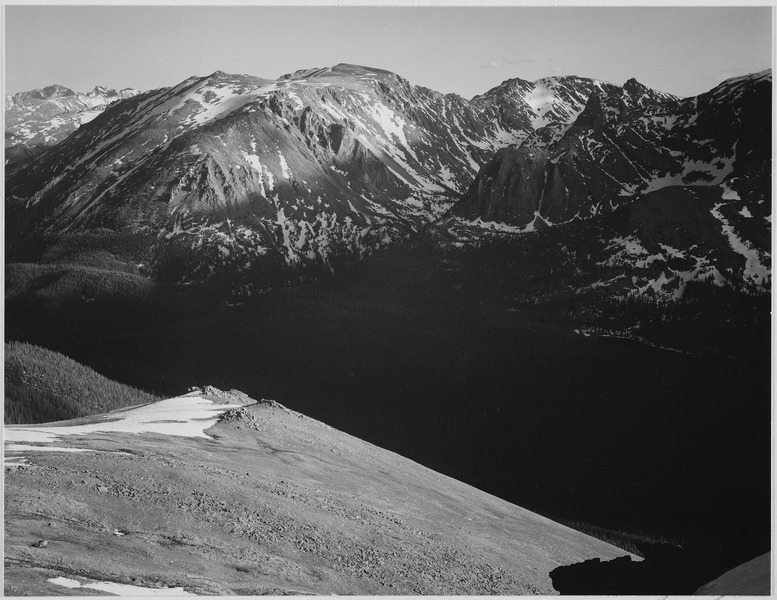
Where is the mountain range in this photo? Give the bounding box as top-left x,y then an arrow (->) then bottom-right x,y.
6,65 -> 606,286
5,84 -> 139,164
4,63 -> 771,595
5,64 -> 770,305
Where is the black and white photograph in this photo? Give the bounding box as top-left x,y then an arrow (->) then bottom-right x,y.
2,2 -> 773,595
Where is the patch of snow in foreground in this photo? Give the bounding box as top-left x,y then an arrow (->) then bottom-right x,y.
5,444 -> 93,454
49,577 -> 196,596
4,392 -> 251,449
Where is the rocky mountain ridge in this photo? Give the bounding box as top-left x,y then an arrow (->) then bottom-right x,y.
5,84 -> 139,164
447,69 -> 771,300
5,66 -> 770,303
6,64 -> 631,290
454,70 -> 770,227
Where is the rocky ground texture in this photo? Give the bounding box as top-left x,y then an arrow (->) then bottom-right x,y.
5,388 -> 631,595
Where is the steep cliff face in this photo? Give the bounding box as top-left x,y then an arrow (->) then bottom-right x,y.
6,65 -> 605,286
453,70 -> 771,231
570,78 -> 678,131
443,71 -> 771,301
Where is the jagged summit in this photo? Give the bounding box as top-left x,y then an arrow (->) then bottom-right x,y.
450,68 -> 770,299
569,77 -> 676,131
455,68 -> 767,227
9,83 -> 139,105
86,85 -> 140,100
622,77 -> 650,94
470,75 -> 533,102
4,83 -> 141,164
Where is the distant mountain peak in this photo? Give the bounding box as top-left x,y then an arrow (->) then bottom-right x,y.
40,84 -> 77,99
278,63 -> 404,83
623,77 -> 649,93
11,84 -> 77,103
5,83 -> 141,164
329,62 -> 396,77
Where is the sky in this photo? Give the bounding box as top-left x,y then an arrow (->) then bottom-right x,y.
3,5 -> 773,100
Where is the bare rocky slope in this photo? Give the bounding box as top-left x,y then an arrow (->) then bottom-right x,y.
6,65 -> 642,293
4,387 -> 632,595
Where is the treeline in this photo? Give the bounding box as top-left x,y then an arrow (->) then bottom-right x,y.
5,341 -> 160,424
594,278 -> 771,355
6,229 -> 156,272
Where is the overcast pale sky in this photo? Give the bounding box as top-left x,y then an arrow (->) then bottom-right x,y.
3,5 -> 773,99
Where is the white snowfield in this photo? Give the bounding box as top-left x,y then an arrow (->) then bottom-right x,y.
48,577 -> 196,596
4,391 -> 253,465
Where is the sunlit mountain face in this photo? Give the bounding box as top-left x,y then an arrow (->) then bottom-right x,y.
6,64 -> 629,290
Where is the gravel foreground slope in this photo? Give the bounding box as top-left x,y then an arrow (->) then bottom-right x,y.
5,387 -> 631,595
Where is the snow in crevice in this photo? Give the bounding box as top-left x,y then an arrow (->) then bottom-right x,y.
721,179 -> 740,200
524,82 -> 554,129
278,151 -> 293,180
466,217 -> 525,234
643,173 -> 684,193
438,164 -> 457,188
710,202 -> 770,286
597,235 -> 648,267
659,244 -> 686,259
329,165 -> 348,176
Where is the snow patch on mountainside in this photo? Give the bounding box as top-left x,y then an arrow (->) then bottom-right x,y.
711,201 -> 770,286
597,235 -> 648,267
278,151 -> 293,180
525,82 -> 555,128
